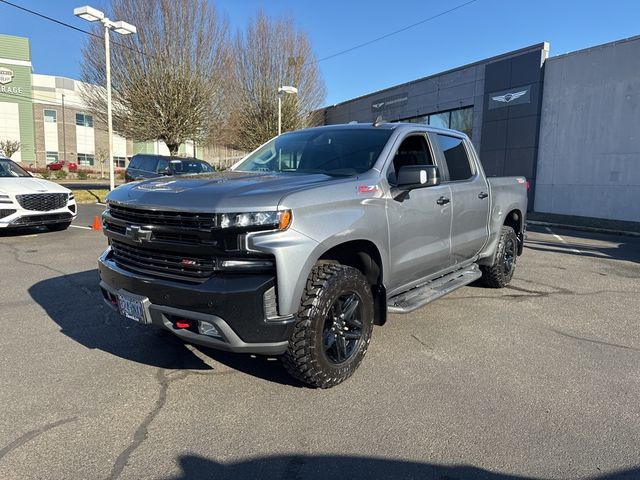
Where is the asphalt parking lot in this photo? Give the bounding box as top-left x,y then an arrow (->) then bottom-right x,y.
1,204 -> 639,480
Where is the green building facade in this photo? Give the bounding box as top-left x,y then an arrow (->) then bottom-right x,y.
0,34 -> 35,163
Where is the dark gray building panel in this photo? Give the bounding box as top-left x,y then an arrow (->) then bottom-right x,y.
321,43 -> 549,205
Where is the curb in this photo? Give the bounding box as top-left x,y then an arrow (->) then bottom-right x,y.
527,220 -> 640,238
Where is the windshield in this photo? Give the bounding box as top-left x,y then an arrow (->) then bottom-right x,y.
234,128 -> 393,176
168,159 -> 214,175
0,159 -> 31,178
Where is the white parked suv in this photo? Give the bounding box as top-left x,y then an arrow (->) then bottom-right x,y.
0,156 -> 77,231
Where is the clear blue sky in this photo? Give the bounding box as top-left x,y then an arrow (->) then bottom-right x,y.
1,0 -> 638,105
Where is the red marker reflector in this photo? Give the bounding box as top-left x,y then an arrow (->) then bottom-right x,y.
526,180 -> 530,190
175,319 -> 192,329
357,185 -> 378,194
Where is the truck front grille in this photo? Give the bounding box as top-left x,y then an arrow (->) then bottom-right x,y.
110,240 -> 217,281
108,204 -> 216,230
16,193 -> 68,211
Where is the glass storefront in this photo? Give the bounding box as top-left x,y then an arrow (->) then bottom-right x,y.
397,106 -> 473,138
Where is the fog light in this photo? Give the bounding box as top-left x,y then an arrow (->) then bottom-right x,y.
198,320 -> 220,338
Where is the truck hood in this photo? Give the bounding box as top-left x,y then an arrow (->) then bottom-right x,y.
106,171 -> 340,211
0,177 -> 70,195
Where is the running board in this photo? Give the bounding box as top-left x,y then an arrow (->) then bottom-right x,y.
387,264 -> 482,314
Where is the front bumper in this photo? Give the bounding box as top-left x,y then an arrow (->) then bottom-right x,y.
0,204 -> 76,228
98,249 -> 294,355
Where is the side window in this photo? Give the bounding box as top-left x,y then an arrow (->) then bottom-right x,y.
157,159 -> 169,172
436,134 -> 473,181
129,156 -> 141,169
389,134 -> 433,183
140,156 -> 158,172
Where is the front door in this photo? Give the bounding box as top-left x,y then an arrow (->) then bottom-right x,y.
386,133 -> 453,293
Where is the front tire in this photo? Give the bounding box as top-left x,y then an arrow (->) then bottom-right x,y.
283,263 -> 374,388
479,225 -> 518,288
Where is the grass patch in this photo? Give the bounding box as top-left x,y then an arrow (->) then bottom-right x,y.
72,189 -> 109,204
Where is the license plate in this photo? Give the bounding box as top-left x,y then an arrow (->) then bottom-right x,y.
117,293 -> 147,324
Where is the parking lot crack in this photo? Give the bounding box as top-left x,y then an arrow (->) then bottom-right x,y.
0,417 -> 78,462
108,367 -> 191,480
550,329 -> 640,353
2,243 -> 93,295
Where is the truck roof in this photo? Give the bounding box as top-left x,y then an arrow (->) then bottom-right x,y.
294,122 -> 469,139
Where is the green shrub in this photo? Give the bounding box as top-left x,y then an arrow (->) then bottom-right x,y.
77,170 -> 88,180
55,170 -> 68,180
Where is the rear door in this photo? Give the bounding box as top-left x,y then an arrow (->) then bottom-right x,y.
433,134 -> 490,264
386,133 -> 453,292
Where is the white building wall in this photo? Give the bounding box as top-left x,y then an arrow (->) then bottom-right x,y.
43,113 -> 58,153
0,101 -> 21,162
535,36 -> 640,222
113,134 -> 126,157
76,125 -> 95,155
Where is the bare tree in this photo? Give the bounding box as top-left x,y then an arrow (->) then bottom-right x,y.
229,12 -> 326,151
80,0 -> 230,155
0,139 -> 20,159
95,148 -> 109,179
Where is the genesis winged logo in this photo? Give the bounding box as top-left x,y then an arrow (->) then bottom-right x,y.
0,67 -> 14,85
492,90 -> 527,103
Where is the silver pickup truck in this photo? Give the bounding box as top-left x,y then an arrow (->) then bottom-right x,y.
99,123 -> 528,388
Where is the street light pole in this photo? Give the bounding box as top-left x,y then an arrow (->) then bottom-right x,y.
278,94 -> 282,136
103,20 -> 115,191
74,5 -> 136,191
277,85 -> 298,136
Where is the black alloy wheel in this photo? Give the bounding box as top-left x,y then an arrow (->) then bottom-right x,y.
323,292 -> 364,364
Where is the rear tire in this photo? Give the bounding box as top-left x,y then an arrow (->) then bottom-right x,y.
479,225 -> 518,288
48,221 -> 71,232
283,263 -> 374,388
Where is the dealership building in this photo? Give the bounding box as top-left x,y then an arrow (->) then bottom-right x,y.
0,34 -> 200,169
321,35 -> 640,223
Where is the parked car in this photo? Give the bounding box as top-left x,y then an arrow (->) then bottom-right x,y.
99,123 -> 528,388
0,156 -> 77,231
46,160 -> 78,172
124,154 -> 214,182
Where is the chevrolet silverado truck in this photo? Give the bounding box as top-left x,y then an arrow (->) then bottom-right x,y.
98,123 -> 528,388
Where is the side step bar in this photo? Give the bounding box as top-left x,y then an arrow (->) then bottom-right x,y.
387,264 -> 482,314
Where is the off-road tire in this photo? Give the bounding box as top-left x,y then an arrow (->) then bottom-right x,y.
48,221 -> 72,232
283,263 -> 374,388
479,225 -> 518,288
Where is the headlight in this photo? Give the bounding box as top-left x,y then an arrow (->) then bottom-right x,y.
219,210 -> 292,231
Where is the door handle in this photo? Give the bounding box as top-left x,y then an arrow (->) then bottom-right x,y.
478,192 -> 489,199
436,196 -> 450,205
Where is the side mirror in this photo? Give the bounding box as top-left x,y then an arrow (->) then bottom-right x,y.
397,165 -> 440,189
158,167 -> 170,175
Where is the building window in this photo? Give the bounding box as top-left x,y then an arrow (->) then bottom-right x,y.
44,109 -> 57,123
428,111 -> 450,129
77,153 -> 95,166
398,106 -> 474,138
75,113 -> 93,128
45,151 -> 59,164
449,108 -> 473,138
113,156 -> 127,168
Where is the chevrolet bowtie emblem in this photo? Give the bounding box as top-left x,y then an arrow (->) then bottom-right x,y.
125,225 -> 152,243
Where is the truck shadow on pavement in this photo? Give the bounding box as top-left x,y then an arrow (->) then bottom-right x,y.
525,228 -> 640,264
166,454 -> 640,480
28,269 -> 301,386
